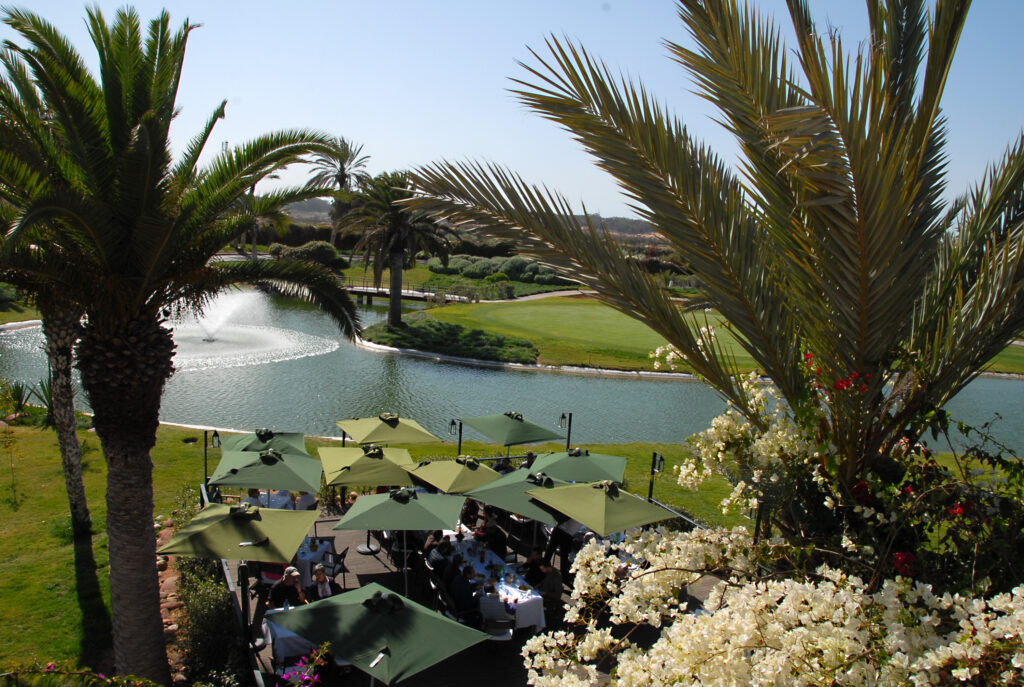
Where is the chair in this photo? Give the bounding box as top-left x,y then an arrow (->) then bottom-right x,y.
321,547 -> 349,590
483,617 -> 515,642
249,584 -> 271,651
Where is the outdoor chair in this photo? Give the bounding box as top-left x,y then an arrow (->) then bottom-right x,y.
483,617 -> 515,642
321,546 -> 349,589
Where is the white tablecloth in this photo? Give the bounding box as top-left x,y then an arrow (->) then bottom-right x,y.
452,539 -> 545,631
264,609 -> 351,667
293,538 -> 327,589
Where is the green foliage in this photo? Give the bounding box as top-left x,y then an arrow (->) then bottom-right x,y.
0,661 -> 159,686
363,316 -> 538,364
174,561 -> 246,684
277,241 -> 348,270
484,272 -> 509,283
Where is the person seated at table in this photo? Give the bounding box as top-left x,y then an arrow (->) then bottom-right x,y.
268,489 -> 294,509
441,552 -> 463,587
521,547 -> 545,587
304,563 -> 342,601
294,491 -> 317,511
422,530 -> 444,556
460,500 -> 481,529
479,582 -> 514,623
427,539 -> 452,573
484,521 -> 508,559
449,565 -> 482,625
242,488 -> 263,508
518,451 -> 537,470
494,457 -> 512,474
268,566 -> 307,608
536,561 -> 563,607
344,491 -> 359,509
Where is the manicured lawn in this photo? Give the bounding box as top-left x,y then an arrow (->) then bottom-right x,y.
422,296 -> 1024,375
0,426 -> 732,668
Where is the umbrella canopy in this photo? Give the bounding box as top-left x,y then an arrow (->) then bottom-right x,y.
333,488 -> 464,532
336,413 -> 441,445
219,429 -> 311,457
404,456 -> 501,494
209,448 -> 324,493
527,480 -> 675,536
269,583 -> 488,684
530,449 -> 628,484
319,446 -> 414,487
157,503 -> 317,562
465,470 -> 569,526
462,411 -> 562,447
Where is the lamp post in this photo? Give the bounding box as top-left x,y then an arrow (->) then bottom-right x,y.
558,412 -> 573,451
449,419 -> 462,454
203,429 -> 220,487
647,451 -> 665,503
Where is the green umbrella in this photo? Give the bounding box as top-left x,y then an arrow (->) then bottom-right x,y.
333,488 -> 464,532
336,413 -> 441,445
209,448 -> 324,493
319,445 -> 414,487
527,480 -> 676,536
157,503 -> 317,562
334,488 -> 465,593
220,428 -> 311,457
530,449 -> 628,484
462,411 -> 562,447
465,470 -> 568,526
268,583 -> 488,685
404,456 -> 501,494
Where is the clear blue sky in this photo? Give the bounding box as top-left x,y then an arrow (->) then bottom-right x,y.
16,1 -> 1024,218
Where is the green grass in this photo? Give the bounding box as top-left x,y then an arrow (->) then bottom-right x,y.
341,264 -> 570,298
0,425 -> 733,668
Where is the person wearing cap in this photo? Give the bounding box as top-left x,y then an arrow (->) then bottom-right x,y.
304,563 -> 342,601
268,566 -> 307,608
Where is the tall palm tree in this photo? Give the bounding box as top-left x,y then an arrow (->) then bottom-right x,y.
0,55 -> 92,539
347,171 -> 453,326
308,136 -> 369,246
0,8 -> 359,683
409,0 -> 1024,541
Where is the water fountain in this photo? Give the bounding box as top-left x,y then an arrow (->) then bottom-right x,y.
169,291 -> 340,372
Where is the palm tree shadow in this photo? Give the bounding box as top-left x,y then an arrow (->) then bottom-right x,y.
73,532 -> 112,669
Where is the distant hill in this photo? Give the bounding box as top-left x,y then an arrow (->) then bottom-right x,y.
285,198 -> 332,224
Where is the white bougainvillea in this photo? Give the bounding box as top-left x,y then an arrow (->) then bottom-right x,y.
523,527 -> 1024,686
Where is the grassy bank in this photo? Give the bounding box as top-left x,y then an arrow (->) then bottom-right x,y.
0,424 -> 732,667
421,296 -> 1024,375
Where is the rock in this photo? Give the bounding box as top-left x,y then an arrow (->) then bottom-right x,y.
172,673 -> 187,686
156,558 -> 168,572
162,519 -> 173,529
163,624 -> 177,641
161,599 -> 183,611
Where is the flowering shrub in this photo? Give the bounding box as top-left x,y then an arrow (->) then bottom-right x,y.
0,661 -> 158,686
277,644 -> 330,686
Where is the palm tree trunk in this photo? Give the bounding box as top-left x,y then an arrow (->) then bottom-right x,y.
39,302 -> 91,538
76,317 -> 175,685
388,251 -> 404,326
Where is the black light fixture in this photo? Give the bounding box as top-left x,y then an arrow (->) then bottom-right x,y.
558,412 -> 573,451
203,429 -> 222,490
648,451 -> 665,502
449,419 -> 463,455
211,430 -> 221,448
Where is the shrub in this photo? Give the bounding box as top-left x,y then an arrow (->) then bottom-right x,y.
500,256 -> 530,280
426,256 -> 460,275
278,241 -> 347,269
461,258 -> 500,279
267,243 -> 285,258
362,318 -> 538,364
175,564 -> 246,683
483,272 -> 508,283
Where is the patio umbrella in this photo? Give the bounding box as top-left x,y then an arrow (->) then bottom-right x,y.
219,428 -> 311,456
465,470 -> 568,526
319,445 -> 414,487
336,413 -> 441,445
157,503 -> 317,562
530,449 -> 628,484
333,488 -> 465,593
209,448 -> 324,494
462,411 -> 562,448
269,583 -> 488,685
404,456 -> 501,494
527,480 -> 675,536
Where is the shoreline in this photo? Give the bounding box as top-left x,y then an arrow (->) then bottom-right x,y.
6,317 -> 1024,381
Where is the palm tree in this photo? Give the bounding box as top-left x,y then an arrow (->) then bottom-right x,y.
0,57 -> 92,539
0,8 -> 360,683
308,136 -> 369,246
409,0 -> 1024,544
347,171 -> 453,326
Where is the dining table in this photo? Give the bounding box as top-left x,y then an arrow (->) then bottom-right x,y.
292,537 -> 327,589
448,531 -> 545,632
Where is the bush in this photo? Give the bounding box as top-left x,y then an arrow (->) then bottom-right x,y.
362,317 -> 538,364
175,565 -> 247,683
500,256 -> 530,280
426,256 -> 460,275
279,241 -> 347,269
461,258 -> 501,279
483,272 -> 509,283
267,243 -> 285,258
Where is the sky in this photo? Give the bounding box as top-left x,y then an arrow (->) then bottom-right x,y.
13,1 -> 1024,219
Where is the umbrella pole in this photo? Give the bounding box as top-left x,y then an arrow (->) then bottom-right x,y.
403,530 -> 409,596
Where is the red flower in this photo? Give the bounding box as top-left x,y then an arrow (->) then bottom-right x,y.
859,384 -> 868,393
948,503 -> 964,517
851,480 -> 870,503
803,352 -> 814,361
893,551 -> 915,576
902,485 -> 914,495
851,371 -> 859,379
